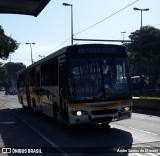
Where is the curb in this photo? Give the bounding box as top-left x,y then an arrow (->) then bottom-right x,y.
132,99 -> 160,116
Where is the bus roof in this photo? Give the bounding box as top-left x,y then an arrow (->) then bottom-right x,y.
16,67 -> 26,76
27,46 -> 67,69
27,44 -> 126,69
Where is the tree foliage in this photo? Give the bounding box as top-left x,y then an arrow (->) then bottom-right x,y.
126,26 -> 160,78
0,62 -> 6,74
3,62 -> 26,73
0,62 -> 26,89
0,25 -> 19,60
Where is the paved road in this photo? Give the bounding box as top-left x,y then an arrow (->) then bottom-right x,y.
0,91 -> 160,156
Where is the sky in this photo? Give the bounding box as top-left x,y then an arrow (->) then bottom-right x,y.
0,0 -> 159,66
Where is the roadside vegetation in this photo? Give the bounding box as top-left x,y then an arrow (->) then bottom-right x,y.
133,90 -> 160,100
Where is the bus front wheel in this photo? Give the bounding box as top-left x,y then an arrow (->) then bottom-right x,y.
53,104 -> 62,126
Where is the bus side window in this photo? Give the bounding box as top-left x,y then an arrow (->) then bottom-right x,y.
52,59 -> 58,85
30,69 -> 36,86
36,72 -> 40,87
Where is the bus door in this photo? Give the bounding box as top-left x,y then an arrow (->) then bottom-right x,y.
25,69 -> 31,107
59,55 -> 69,122
34,66 -> 41,110
35,66 -> 40,87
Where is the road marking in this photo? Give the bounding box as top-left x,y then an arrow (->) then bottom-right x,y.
111,123 -> 158,136
0,121 -> 15,125
1,99 -> 70,156
12,112 -> 70,156
128,127 -> 158,136
148,153 -> 159,156
1,97 -> 83,156
1,100 -> 10,109
132,154 -> 142,156
130,152 -> 160,156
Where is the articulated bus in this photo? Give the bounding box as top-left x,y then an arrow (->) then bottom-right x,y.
17,44 -> 132,125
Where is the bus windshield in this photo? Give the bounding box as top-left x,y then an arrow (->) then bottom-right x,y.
68,57 -> 130,102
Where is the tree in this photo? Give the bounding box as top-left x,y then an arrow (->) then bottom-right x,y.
0,25 -> 20,76
0,25 -> 19,60
126,26 -> 160,78
0,62 -> 6,74
0,62 -> 26,89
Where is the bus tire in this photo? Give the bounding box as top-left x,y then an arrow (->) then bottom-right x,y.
21,97 -> 25,109
100,123 -> 111,129
32,99 -> 37,114
53,104 -> 62,126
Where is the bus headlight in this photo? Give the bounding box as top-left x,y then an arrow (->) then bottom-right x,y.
77,111 -> 82,116
124,106 -> 130,111
120,106 -> 131,112
71,110 -> 88,116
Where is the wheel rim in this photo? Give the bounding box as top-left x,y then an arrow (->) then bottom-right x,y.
33,105 -> 37,114
56,110 -> 61,124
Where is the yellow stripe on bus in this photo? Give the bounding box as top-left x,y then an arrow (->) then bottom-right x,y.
68,100 -> 132,109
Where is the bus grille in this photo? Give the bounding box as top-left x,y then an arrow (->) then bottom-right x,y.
91,117 -> 113,122
91,109 -> 118,115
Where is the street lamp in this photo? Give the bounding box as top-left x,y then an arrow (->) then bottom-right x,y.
26,43 -> 35,64
121,31 -> 126,42
133,7 -> 149,31
39,55 -> 45,58
133,7 -> 149,90
62,2 -> 73,45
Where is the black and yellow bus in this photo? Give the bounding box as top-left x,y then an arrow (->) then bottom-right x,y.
17,44 -> 132,125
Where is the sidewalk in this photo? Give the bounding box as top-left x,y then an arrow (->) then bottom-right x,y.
133,98 -> 160,116
0,91 -> 6,109
0,100 -> 11,155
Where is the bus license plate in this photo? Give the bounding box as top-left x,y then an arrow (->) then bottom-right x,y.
121,112 -> 130,117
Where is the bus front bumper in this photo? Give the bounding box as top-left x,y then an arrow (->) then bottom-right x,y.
69,110 -> 132,125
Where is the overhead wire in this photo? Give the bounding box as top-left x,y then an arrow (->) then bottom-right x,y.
74,0 -> 140,36
43,37 -> 71,56
34,37 -> 71,61
10,0 -> 141,63
41,0 -> 141,57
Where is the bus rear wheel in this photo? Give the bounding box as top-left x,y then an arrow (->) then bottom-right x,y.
32,99 -> 37,114
99,122 -> 111,129
21,97 -> 25,109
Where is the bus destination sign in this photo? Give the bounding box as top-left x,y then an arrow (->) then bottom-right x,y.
78,47 -> 118,54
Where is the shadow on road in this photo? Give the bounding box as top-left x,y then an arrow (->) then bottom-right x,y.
0,107 -> 53,156
61,124 -> 133,155
0,107 -> 133,156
